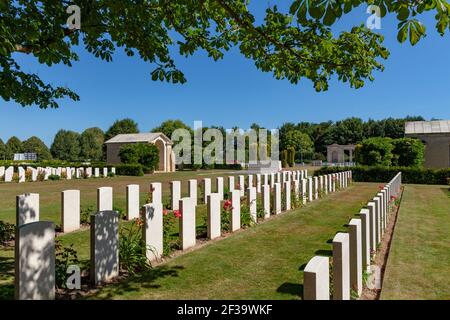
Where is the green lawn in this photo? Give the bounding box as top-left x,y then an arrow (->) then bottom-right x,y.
88,182 -> 377,300
0,167 -> 321,300
381,184 -> 450,300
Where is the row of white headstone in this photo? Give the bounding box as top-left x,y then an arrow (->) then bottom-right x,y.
303,172 -> 402,300
14,169 -> 353,300
0,166 -> 115,183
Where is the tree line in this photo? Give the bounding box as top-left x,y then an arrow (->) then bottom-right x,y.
0,116 -> 427,162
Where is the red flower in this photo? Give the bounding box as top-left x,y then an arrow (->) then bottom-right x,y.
223,200 -> 232,210
136,218 -> 144,227
173,210 -> 182,218
379,185 -> 384,190
391,195 -> 397,200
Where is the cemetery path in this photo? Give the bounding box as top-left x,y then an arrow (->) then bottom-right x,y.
89,182 -> 378,300
381,184 -> 450,300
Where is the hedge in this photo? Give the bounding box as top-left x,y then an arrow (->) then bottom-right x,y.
314,166 -> 450,185
116,164 -> 144,176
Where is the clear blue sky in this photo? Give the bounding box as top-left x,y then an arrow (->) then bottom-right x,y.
1,3 -> 449,146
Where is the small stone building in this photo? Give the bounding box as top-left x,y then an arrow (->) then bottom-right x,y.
326,144 -> 356,164
105,133 -> 176,172
405,120 -> 450,168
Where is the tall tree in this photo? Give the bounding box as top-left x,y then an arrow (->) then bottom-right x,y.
105,119 -> 139,141
0,138 -> 6,160
5,136 -> 23,159
22,136 -> 52,160
80,127 -> 104,161
2,1 -> 448,108
152,119 -> 192,139
329,117 -> 365,145
50,130 -> 81,161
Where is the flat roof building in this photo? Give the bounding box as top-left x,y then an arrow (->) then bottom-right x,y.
405,120 -> 450,168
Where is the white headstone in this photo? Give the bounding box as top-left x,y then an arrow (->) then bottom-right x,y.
284,181 -> 291,211
301,179 -> 307,204
97,187 -> 113,211
231,190 -> 241,232
103,167 -> 108,177
94,168 -> 100,178
238,175 -> 245,196
273,183 -> 282,214
85,167 -> 92,178
333,232 -> 350,300
5,166 -> 13,182
304,256 -> 330,300
359,209 -> 371,272
65,167 -> 72,180
313,176 -> 319,200
216,177 -> 224,201
203,178 -> 211,204
228,176 -> 235,191
207,193 -> 221,240
15,221 -> 55,300
61,190 -> 80,233
143,202 -> 163,261
18,167 -> 25,183
90,211 -> 119,285
256,174 -> 262,193
179,197 -> 196,250
308,177 -> 313,202
372,197 -> 381,244
170,181 -> 181,210
247,187 -> 257,222
349,218 -> 362,296
262,185 -> 271,219
126,184 -> 140,220
188,179 -> 198,206
151,182 -> 162,205
0,166 -> 4,178
367,202 -> 376,253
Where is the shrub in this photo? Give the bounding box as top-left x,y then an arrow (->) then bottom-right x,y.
55,240 -> 79,289
116,164 -> 144,176
61,171 -> 67,179
287,147 -> 295,167
119,143 -> 159,172
240,198 -> 254,228
355,137 -> 393,166
391,138 -> 424,167
281,150 -> 288,168
48,174 -> 60,181
221,199 -> 233,232
12,172 -> 19,183
80,205 -> 95,225
162,208 -> 182,256
37,170 -> 46,181
119,219 -> 152,275
107,172 -> 115,177
25,169 -> 33,182
0,221 -> 15,244
315,166 -> 450,185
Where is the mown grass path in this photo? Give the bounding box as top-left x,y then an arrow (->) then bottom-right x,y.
381,184 -> 450,300
89,183 -> 378,300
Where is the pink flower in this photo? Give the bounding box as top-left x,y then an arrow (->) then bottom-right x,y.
163,209 -> 168,216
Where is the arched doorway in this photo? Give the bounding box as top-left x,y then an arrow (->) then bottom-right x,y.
154,139 -> 166,172
331,151 -> 339,163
